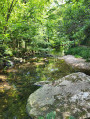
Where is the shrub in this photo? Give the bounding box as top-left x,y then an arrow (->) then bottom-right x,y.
38,111 -> 56,119
66,46 -> 90,61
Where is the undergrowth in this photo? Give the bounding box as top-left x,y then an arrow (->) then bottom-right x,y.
66,46 -> 90,62
38,111 -> 75,119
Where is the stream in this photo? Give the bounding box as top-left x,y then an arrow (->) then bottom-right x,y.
0,56 -> 79,119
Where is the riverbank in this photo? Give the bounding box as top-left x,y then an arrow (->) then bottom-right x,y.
0,54 -> 90,92
58,55 -> 90,75
65,46 -> 90,62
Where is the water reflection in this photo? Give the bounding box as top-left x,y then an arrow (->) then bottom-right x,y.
0,57 -> 78,119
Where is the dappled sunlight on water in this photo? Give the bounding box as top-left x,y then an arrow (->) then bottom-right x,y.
0,56 -> 79,119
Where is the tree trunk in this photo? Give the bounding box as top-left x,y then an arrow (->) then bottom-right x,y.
25,41 -> 28,51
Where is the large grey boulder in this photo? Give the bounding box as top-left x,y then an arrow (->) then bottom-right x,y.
26,72 -> 90,119
58,55 -> 90,75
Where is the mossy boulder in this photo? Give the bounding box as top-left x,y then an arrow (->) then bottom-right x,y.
26,72 -> 90,119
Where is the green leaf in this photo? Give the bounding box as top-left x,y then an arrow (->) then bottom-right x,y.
46,111 -> 56,119
69,116 -> 75,119
38,116 -> 44,119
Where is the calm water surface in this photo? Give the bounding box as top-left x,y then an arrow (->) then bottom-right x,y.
0,56 -> 78,119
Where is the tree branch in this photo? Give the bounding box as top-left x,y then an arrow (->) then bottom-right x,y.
6,0 -> 18,22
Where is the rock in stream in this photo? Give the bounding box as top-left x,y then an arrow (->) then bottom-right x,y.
26,72 -> 90,119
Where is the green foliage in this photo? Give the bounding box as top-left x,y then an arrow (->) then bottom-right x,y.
66,46 -> 90,61
46,111 -> 56,119
4,48 -> 13,56
38,117 -> 44,119
69,116 -> 75,119
38,111 -> 56,119
57,0 -> 90,47
38,112 -> 76,119
0,44 -> 12,57
0,0 -> 90,58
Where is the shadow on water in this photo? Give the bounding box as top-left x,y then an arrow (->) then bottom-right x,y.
0,56 -> 79,119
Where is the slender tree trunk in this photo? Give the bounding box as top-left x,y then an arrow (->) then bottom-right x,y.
6,0 -> 18,22
74,39 -> 75,47
25,41 -> 28,51
4,0 -> 18,33
19,40 -> 22,49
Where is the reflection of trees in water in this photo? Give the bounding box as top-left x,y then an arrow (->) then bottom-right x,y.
0,57 -> 77,119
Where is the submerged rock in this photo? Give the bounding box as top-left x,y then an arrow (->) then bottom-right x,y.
5,60 -> 14,67
13,57 -> 25,63
26,72 -> 90,119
